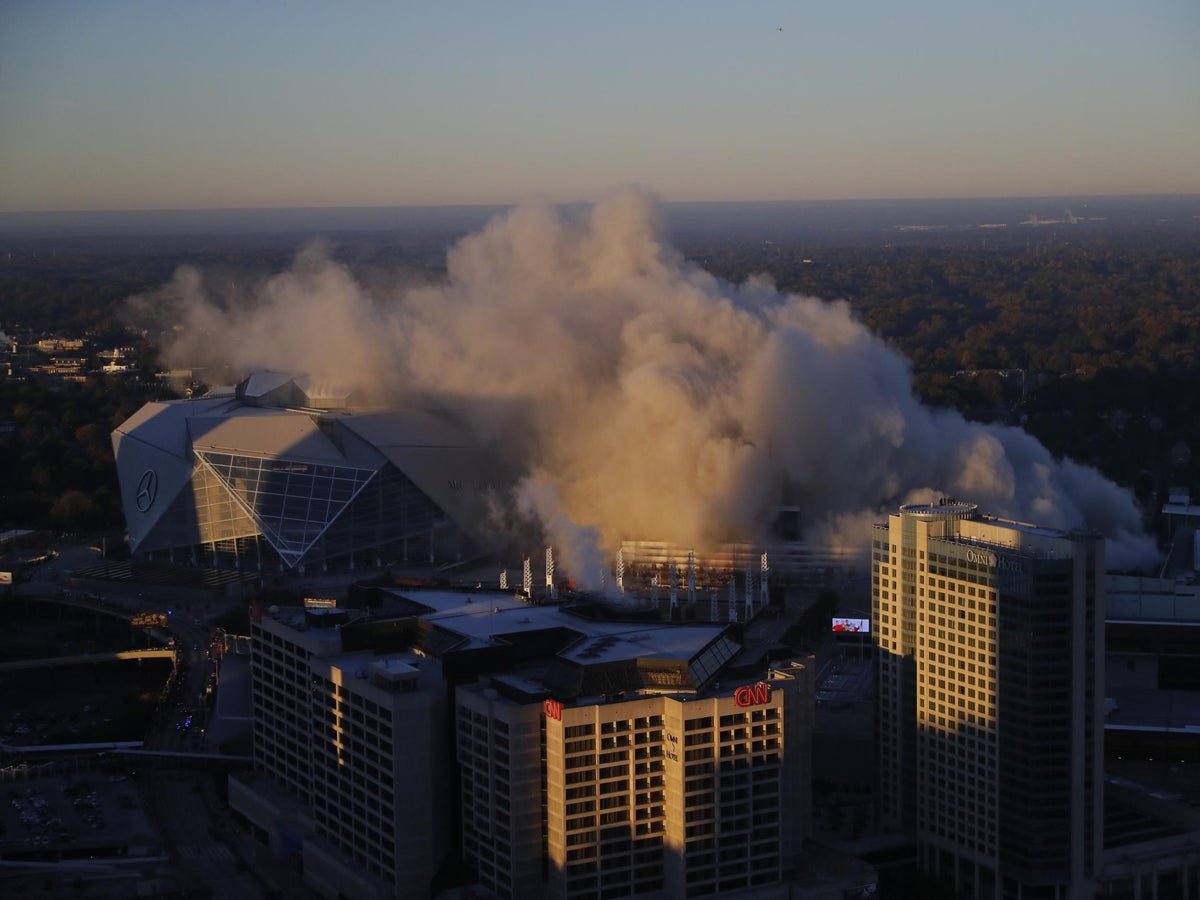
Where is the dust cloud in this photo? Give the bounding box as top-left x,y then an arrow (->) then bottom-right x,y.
124,187 -> 1156,577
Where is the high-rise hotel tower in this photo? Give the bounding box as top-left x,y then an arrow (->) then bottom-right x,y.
230,590 -> 816,900
872,501 -> 1104,900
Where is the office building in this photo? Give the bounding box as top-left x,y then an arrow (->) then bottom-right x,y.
872,501 -> 1104,899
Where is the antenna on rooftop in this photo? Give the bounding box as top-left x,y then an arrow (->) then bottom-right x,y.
616,547 -> 625,594
711,588 -> 719,623
500,569 -> 508,591
651,573 -> 660,603
669,561 -> 679,611
522,557 -> 532,599
687,551 -> 696,604
546,546 -> 558,600
745,563 -> 754,619
760,552 -> 770,608
729,576 -> 738,623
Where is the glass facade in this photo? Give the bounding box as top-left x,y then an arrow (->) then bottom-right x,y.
138,453 -> 457,571
196,452 -> 377,566
116,384 -> 489,575
688,635 -> 740,687
191,455 -> 261,545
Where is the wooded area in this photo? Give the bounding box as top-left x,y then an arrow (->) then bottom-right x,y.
688,230 -> 1200,513
1,226 -> 1196,533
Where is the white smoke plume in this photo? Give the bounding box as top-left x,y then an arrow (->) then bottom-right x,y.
124,187 -> 1157,576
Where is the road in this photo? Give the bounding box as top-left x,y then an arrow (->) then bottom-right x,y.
9,537 -> 296,899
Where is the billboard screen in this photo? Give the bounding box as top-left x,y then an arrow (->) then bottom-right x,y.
832,617 -> 870,633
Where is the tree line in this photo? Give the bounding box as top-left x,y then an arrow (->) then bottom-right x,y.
1,226 -> 1197,531
684,228 -> 1200,515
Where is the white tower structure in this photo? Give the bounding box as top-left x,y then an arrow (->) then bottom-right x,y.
687,551 -> 696,604
760,552 -> 770,608
522,557 -> 532,599
500,569 -> 508,591
545,547 -> 557,600
669,562 -> 679,611
616,547 -> 625,593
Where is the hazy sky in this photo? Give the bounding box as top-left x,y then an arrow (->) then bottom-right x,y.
1,0 -> 1197,211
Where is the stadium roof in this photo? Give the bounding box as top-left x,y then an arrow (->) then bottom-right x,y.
111,372 -> 500,566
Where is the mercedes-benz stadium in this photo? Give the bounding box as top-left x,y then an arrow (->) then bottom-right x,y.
111,372 -> 495,574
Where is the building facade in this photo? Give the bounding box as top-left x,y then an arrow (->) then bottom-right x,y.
231,590 -> 815,900
873,501 -> 1104,900
111,372 -> 494,574
457,668 -> 810,900
231,605 -> 449,900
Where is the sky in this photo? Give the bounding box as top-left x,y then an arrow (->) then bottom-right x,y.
1,0 -> 1197,212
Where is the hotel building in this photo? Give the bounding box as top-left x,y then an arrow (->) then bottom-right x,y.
230,605 -> 450,900
230,589 -> 814,900
872,501 -> 1104,900
457,663 -> 809,900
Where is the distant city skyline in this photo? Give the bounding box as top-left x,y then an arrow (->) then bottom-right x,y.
1,1 -> 1198,213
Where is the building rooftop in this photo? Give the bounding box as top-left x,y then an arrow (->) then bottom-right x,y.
977,515 -> 1072,539
900,500 -> 979,519
383,588 -> 728,660
1104,688 -> 1200,735
260,589 -> 745,701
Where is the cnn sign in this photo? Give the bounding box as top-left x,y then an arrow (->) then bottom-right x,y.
544,699 -> 564,720
734,682 -> 771,708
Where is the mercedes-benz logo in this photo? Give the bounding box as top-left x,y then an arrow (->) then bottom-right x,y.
135,469 -> 158,513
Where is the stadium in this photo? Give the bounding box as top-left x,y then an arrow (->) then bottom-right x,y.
111,372 -> 498,576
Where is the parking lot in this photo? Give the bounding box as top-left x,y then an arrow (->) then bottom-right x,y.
0,772 -> 158,857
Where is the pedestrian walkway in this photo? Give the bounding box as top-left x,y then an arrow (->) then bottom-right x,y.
179,843 -> 236,863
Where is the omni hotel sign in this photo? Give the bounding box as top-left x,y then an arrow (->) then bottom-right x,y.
966,547 -> 1025,574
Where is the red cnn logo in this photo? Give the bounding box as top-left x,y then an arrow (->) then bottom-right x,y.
544,699 -> 564,720
733,682 -> 771,708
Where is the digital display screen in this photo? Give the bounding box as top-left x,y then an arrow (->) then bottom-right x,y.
832,617 -> 870,633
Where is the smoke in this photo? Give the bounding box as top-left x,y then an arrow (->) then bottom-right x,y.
124,187 -> 1157,576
